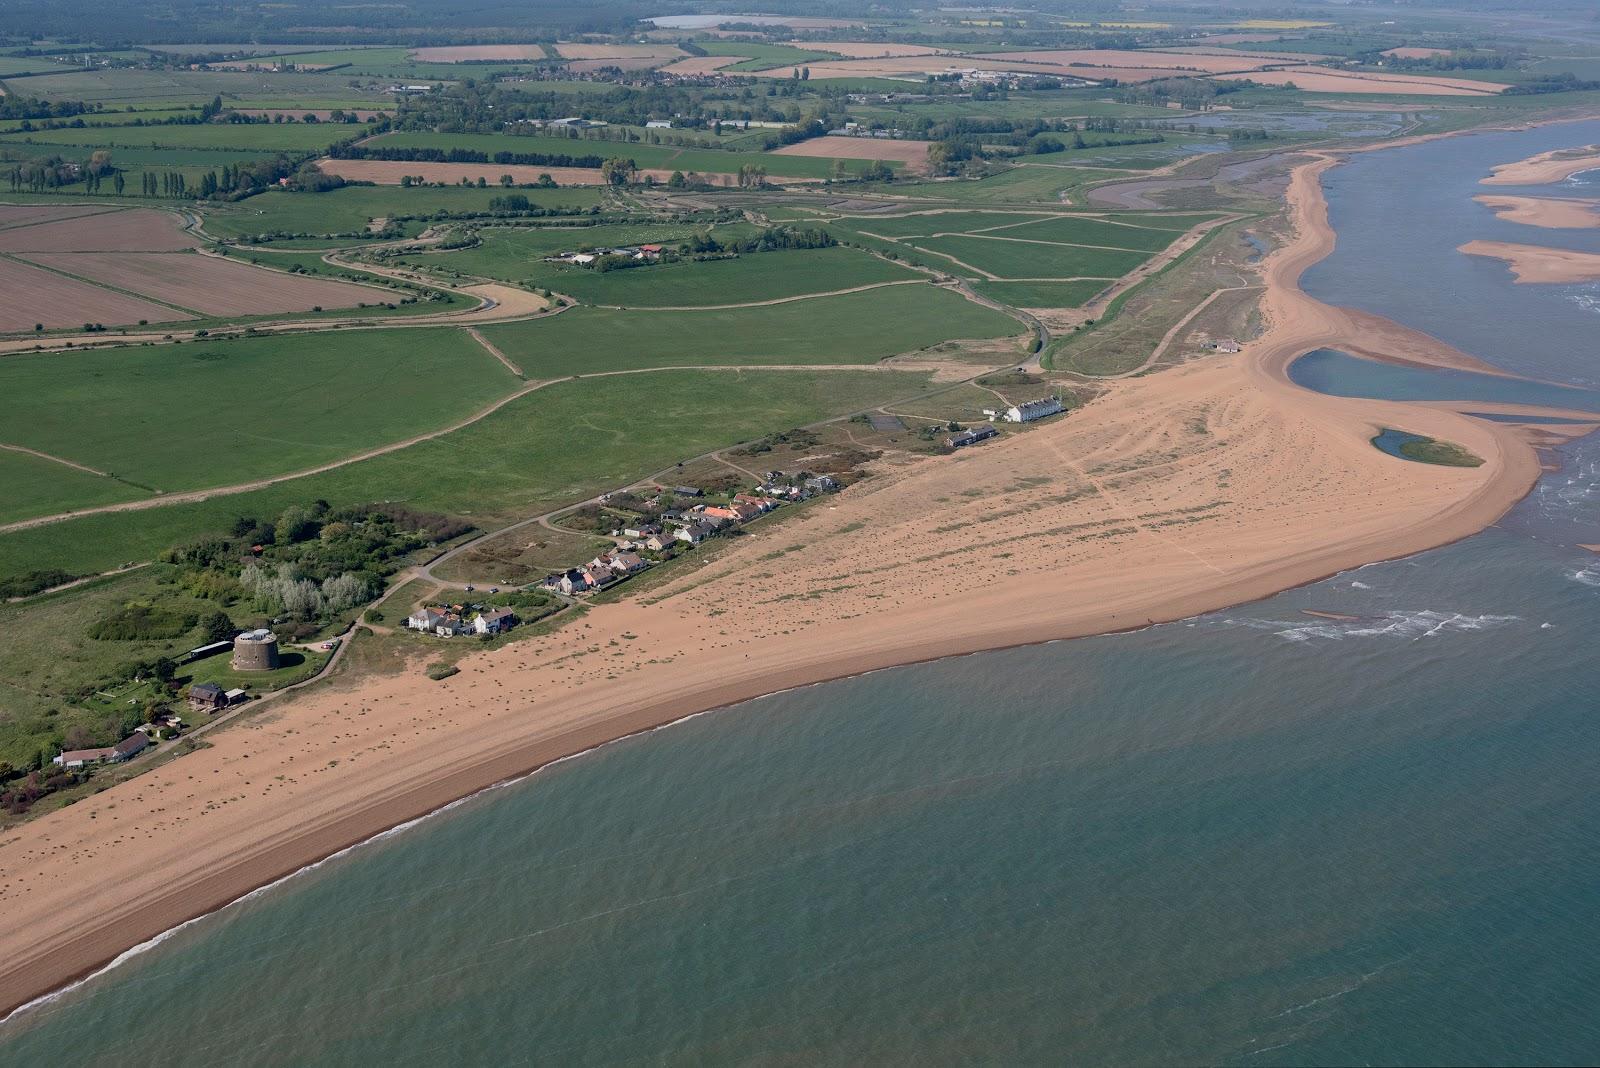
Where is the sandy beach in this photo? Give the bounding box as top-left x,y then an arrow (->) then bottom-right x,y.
1475,194 -> 1600,229
0,149 -> 1575,1021
1481,146 -> 1600,185
1459,239 -> 1600,282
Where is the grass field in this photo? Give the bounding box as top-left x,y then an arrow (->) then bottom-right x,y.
393,220 -> 714,281
13,67 -> 387,106
0,368 -> 936,579
696,41 -> 844,71
200,185 -> 609,240
848,211 -> 1058,239
0,327 -> 518,506
907,234 -> 1153,279
969,279 -> 1109,308
0,448 -> 150,526
981,214 -> 1192,252
365,131 -> 883,180
478,284 -> 1021,375
0,121 -> 362,154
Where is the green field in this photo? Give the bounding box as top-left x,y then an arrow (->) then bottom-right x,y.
0,368 -> 935,579
366,130 -> 884,180
982,214 -> 1192,252
0,121 -> 361,155
970,279 -> 1109,308
696,41 -> 843,72
847,210 -> 1058,239
908,234 -> 1153,279
553,247 -> 923,307
0,448 -> 150,526
394,220 -> 714,280
0,328 -> 519,508
479,284 -> 1021,375
14,67 -> 388,106
200,184 -> 609,240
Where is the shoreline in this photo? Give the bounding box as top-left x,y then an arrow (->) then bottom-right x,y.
0,132 -> 1575,1025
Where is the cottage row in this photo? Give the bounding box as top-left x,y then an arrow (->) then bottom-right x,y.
405,605 -> 519,637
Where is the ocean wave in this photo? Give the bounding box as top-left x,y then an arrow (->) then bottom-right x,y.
1220,610 -> 1520,643
1575,567 -> 1600,588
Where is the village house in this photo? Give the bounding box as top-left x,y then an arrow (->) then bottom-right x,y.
406,606 -> 468,636
805,475 -> 840,492
733,493 -> 777,514
644,533 -> 673,552
472,607 -> 517,635
675,522 -> 712,545
187,681 -> 228,712
552,568 -> 591,596
1003,397 -> 1065,424
610,551 -> 648,575
53,733 -> 149,769
622,522 -> 661,539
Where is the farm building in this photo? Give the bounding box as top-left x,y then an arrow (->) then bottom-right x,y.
1002,397 -> 1064,424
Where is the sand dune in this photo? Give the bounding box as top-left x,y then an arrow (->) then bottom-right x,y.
0,149 -> 1564,1021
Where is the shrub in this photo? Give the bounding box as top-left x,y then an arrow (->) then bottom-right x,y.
426,663 -> 459,681
88,603 -> 197,641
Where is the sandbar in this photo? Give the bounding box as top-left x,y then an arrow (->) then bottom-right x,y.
1481,146 -> 1600,186
1475,194 -> 1600,229
1459,239 -> 1600,282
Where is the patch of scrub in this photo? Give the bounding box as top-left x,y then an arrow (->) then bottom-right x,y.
1371,429 -> 1483,467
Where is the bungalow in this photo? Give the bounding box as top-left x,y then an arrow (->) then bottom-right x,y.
947,425 -> 998,449
473,607 -> 517,635
733,493 -> 776,514
622,522 -> 661,538
111,733 -> 149,762
701,505 -> 739,522
1002,396 -> 1064,424
54,746 -> 116,768
187,681 -> 227,712
727,500 -> 764,522
638,244 -> 663,258
805,475 -> 840,492
644,533 -> 673,552
581,566 -> 616,589
645,119 -> 672,129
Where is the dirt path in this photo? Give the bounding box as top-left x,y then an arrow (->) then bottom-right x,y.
466,327 -> 525,377
0,442 -> 112,477
589,278 -> 927,311
1093,284 -> 1264,380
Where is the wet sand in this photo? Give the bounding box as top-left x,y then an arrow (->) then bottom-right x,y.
1475,194 -> 1600,230
0,150 -> 1567,1022
1481,146 -> 1600,186
1459,239 -> 1600,283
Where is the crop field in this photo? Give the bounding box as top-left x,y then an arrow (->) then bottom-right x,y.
770,135 -> 933,173
0,207 -> 197,252
478,284 -> 1021,375
545,247 -> 924,307
848,211 -> 1058,238
0,368 -> 935,579
0,121 -> 362,155
0,204 -> 117,229
200,185 -> 609,240
365,131 -> 886,180
692,41 -> 845,71
23,250 -> 390,316
906,234 -> 1154,279
12,67 -> 386,105
970,279 -> 1109,308
976,214 -> 1196,251
0,327 -> 518,507
0,257 -> 194,333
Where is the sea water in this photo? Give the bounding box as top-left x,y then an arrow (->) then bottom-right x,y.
4,126 -> 1599,1067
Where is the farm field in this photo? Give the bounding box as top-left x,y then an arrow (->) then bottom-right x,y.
0,257 -> 194,333
0,368 -> 934,579
0,207 -> 197,252
10,67 -> 389,105
0,327 -> 519,506
980,214 -> 1198,251
0,449 -> 153,526
545,247 -> 925,307
362,131 -> 888,180
477,284 -> 1022,375
23,250 -> 390,316
0,204 -> 118,229
395,220 -> 717,282
969,279 -> 1109,308
848,210 -> 1058,238
0,121 -> 363,154
200,185 -> 609,240
770,135 -> 934,173
907,234 -> 1154,279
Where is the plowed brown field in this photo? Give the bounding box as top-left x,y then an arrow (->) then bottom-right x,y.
0,208 -> 198,252
0,258 -> 194,333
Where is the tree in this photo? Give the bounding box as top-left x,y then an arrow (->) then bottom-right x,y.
667,170 -> 687,189
113,172 -> 125,195
499,173 -> 513,187
600,157 -> 636,186
200,610 -> 235,643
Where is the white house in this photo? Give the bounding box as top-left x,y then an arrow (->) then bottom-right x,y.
473,607 -> 516,635
1002,397 -> 1064,424
646,119 -> 672,129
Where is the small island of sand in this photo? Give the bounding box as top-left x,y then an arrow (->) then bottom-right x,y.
1481,146 -> 1600,186
1458,239 -> 1600,283
1474,194 -> 1600,230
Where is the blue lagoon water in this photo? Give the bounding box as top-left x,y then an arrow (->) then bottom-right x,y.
4,126 -> 1600,1067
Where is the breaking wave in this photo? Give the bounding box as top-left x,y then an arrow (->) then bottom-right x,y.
1217,610 -> 1521,643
